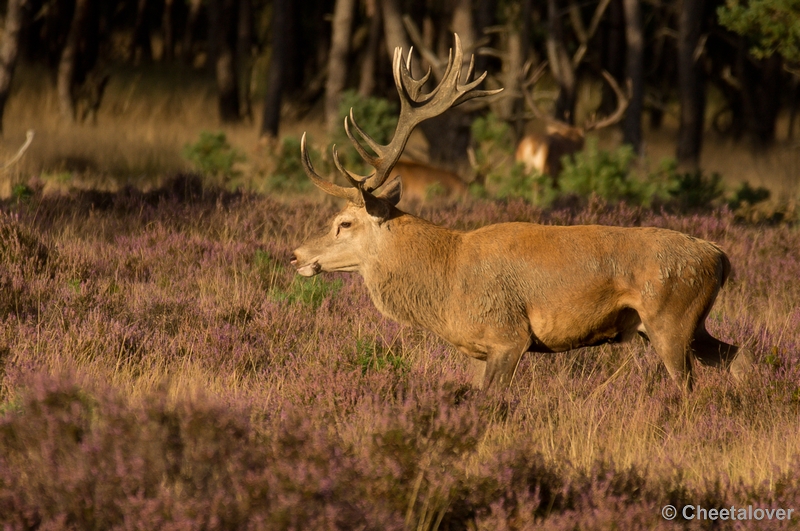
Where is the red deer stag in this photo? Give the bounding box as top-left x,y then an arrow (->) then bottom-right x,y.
291,35 -> 752,391
515,63 -> 629,182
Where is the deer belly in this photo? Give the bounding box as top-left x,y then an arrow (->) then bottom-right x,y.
528,307 -> 642,352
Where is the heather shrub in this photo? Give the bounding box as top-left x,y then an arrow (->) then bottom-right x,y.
0,375 -> 386,529
0,213 -> 52,318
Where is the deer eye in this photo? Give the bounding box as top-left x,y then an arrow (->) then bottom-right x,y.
339,221 -> 352,229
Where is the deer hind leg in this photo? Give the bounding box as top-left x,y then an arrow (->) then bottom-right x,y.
691,325 -> 753,382
641,318 -> 695,392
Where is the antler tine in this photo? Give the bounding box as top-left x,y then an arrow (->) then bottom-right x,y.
300,133 -> 362,204
520,60 -> 556,124
464,53 -> 476,85
336,33 -> 503,193
345,111 -> 382,167
397,47 -> 431,100
331,145 -> 369,189
584,71 -> 630,131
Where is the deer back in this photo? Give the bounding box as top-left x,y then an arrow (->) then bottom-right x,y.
391,160 -> 469,206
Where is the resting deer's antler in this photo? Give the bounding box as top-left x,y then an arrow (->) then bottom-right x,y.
300,34 -> 501,204
583,71 -> 630,132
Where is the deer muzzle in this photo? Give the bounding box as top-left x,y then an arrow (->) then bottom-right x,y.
291,252 -> 322,277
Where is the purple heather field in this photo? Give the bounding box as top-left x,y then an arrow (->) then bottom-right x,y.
1,184 -> 799,529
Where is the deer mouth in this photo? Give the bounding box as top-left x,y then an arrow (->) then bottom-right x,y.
291,256 -> 322,277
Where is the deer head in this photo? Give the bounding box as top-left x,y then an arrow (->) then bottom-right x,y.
292,35 -> 500,277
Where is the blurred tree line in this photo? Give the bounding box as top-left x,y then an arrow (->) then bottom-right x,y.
0,0 -> 798,169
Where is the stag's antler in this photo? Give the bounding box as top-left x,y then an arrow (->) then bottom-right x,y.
301,34 -> 501,203
520,61 -> 629,132
583,71 -> 630,132
520,60 -> 552,123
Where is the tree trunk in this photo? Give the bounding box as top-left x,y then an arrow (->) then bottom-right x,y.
237,0 -> 253,121
546,0 -> 576,123
129,0 -> 153,63
215,0 -> 240,123
451,0 -> 475,61
260,0 -> 291,139
0,0 -> 28,134
600,0 -> 625,115
58,0 -> 90,122
163,0 -> 174,62
622,0 -> 643,153
207,0 -> 221,74
676,0 -> 706,168
325,0 -> 356,134
358,0 -> 382,97
740,53 -> 782,148
183,0 -> 202,64
381,0 -> 410,60
473,0 -> 496,75
417,5 -> 476,172
515,0 -> 533,140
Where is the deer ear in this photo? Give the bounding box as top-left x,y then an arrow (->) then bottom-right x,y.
376,176 -> 402,206
361,188 -> 392,221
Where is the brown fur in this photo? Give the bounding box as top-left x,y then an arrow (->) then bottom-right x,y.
390,160 -> 468,208
292,197 -> 753,391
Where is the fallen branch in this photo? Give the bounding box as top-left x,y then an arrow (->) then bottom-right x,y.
1,129 -> 34,171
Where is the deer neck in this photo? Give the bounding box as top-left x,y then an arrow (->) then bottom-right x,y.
360,214 -> 460,331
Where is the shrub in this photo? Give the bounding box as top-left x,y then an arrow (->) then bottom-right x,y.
265,136 -> 315,193
729,181 -> 771,210
559,138 -> 641,203
667,168 -> 725,210
471,112 -> 514,153
182,131 -> 245,179
488,162 -> 558,206
470,112 -> 517,195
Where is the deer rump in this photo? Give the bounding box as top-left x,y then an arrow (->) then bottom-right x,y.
364,221 -> 727,358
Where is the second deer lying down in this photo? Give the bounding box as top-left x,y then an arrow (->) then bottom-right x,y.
291,35 -> 752,392
390,160 -> 468,208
